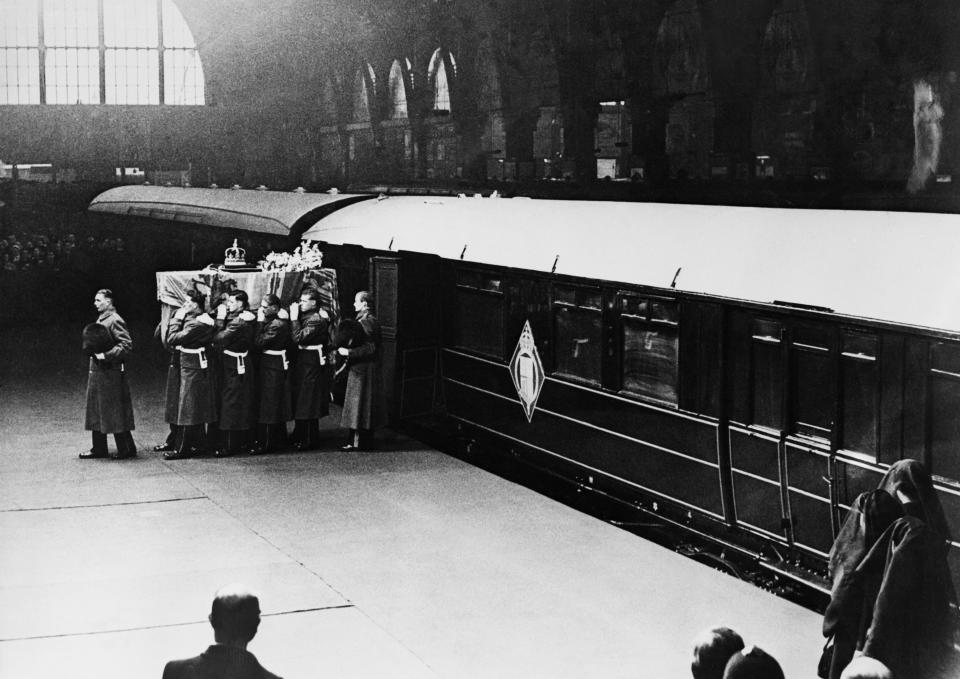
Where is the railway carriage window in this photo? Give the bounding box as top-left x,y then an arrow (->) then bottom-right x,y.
751,319 -> 784,430
453,270 -> 504,359
929,342 -> 960,482
553,285 -> 602,386
620,295 -> 679,404
791,325 -> 834,440
840,333 -> 879,456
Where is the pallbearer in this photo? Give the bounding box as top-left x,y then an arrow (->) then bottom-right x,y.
164,290 -> 217,459
213,290 -> 257,457
290,288 -> 331,450
81,288 -> 137,459
152,319 -> 180,453
252,294 -> 292,454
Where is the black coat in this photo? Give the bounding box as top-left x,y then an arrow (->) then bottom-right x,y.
254,315 -> 292,424
340,311 -> 387,430
291,310 -> 331,419
84,309 -> 135,433
167,313 -> 217,426
162,645 -> 281,679
213,310 -> 256,430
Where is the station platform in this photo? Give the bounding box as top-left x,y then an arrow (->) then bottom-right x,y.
0,322 -> 824,678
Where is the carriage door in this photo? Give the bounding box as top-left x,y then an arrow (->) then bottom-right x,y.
370,253 -> 443,424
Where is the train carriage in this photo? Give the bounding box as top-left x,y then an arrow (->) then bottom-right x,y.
90,186 -> 960,606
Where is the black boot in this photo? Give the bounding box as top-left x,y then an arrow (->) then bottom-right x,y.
164,425 -> 198,460
154,424 -> 177,452
113,431 -> 137,459
80,431 -> 109,459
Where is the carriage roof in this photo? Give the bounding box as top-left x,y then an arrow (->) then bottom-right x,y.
88,187 -> 960,332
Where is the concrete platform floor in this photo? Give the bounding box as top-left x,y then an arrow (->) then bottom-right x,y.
0,322 -> 824,678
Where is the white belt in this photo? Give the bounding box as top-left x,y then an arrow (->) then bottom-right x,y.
299,344 -> 326,365
177,345 -> 208,369
223,349 -> 249,375
264,348 -> 289,370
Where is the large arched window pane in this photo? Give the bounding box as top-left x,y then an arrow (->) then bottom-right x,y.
164,49 -> 203,105
45,46 -> 98,103
0,0 -> 203,105
103,0 -> 158,47
0,0 -> 40,45
44,0 -> 99,47
428,48 -> 454,113
0,48 -> 41,104
106,48 -> 159,104
352,65 -> 374,123
388,59 -> 407,119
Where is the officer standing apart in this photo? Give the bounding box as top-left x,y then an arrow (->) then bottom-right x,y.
337,290 -> 386,451
213,290 -> 257,457
289,288 -> 331,450
81,288 -> 137,459
164,291 -> 217,460
253,294 -> 292,455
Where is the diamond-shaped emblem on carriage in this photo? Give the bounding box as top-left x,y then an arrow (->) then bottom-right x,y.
509,321 -> 545,423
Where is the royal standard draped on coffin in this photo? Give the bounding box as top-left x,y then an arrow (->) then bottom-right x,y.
156,269 -> 340,325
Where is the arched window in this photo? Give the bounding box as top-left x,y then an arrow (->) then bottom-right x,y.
319,74 -> 339,123
388,59 -> 407,119
352,63 -> 375,123
0,0 -> 204,105
428,48 -> 455,113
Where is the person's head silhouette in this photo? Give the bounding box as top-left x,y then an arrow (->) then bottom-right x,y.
209,584 -> 261,648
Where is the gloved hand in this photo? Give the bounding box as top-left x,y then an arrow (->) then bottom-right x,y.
94,352 -> 106,360
289,303 -> 300,321
257,308 -> 266,323
240,310 -> 257,322
337,347 -> 349,356
319,308 -> 329,319
216,304 -> 228,320
277,309 -> 289,320
173,306 -> 188,320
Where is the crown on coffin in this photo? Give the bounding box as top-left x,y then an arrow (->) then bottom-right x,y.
224,239 -> 246,266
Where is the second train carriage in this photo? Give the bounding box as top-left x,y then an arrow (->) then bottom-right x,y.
89,186 -> 960,605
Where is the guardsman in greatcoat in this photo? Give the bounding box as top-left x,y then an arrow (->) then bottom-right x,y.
337,290 -> 387,451
164,290 -> 217,460
81,288 -> 137,459
152,318 -> 180,453
289,287 -> 331,450
212,290 -> 256,457
252,294 -> 292,454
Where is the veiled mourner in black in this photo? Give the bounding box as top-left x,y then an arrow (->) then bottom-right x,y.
822,459 -> 958,679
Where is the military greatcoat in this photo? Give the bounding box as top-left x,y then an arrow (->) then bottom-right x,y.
154,320 -> 180,425
291,309 -> 331,419
254,314 -> 292,424
213,310 -> 255,430
84,309 -> 136,434
340,310 -> 387,430
166,313 -> 216,426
